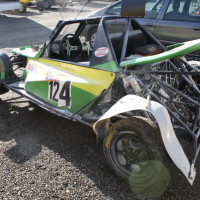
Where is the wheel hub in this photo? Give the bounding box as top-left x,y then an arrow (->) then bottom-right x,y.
112,131 -> 151,174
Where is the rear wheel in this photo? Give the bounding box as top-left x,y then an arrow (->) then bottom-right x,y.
103,117 -> 171,198
36,1 -> 44,11
19,3 -> 27,13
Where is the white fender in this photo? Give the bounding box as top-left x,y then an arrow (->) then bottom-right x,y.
93,95 -> 196,184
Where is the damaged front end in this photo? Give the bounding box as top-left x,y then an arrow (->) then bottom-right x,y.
94,55 -> 200,184
125,57 -> 200,183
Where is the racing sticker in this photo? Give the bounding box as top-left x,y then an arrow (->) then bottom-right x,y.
95,47 -> 109,57
26,62 -> 46,81
48,80 -> 71,108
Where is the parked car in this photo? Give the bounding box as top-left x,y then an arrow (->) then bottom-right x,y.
82,0 -> 200,49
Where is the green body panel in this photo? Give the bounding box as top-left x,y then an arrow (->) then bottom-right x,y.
12,45 -> 45,59
24,58 -> 116,113
0,59 -> 5,80
25,81 -> 50,103
120,39 -> 200,68
70,86 -> 96,113
25,80 -> 96,113
94,61 -> 119,72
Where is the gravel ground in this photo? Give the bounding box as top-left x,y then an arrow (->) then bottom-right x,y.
0,1 -> 200,199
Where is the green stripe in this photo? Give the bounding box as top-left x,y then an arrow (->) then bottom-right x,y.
0,59 -> 5,80
94,61 -> 119,72
12,45 -> 45,59
25,81 -> 96,113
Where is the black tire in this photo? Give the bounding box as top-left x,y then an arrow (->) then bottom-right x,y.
36,1 -> 45,11
103,117 -> 171,198
43,0 -> 51,9
88,29 -> 97,49
19,3 -> 27,13
0,83 -> 9,95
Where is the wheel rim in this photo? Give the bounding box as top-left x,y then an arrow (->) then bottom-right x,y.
37,2 -> 44,11
110,131 -> 154,178
90,32 -> 96,48
105,120 -> 171,198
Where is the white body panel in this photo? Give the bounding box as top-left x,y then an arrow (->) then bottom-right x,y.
93,95 -> 196,184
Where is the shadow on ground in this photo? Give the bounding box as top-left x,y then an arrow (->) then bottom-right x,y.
0,96 -> 200,200
0,97 -> 136,199
0,16 -> 51,49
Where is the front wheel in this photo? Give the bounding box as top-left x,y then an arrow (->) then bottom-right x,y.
103,117 -> 171,198
0,83 -> 9,95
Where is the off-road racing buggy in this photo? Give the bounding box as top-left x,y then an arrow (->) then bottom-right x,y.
19,0 -> 44,13
0,0 -> 199,198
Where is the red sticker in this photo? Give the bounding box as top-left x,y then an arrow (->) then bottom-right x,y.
95,47 -> 109,57
0,63 -> 4,72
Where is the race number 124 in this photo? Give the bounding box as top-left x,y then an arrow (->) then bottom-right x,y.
48,81 -> 71,108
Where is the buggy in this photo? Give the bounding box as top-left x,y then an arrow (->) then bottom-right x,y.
19,0 -> 44,12
0,0 -> 199,197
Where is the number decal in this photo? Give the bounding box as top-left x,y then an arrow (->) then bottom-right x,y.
49,81 -> 53,100
48,81 -> 71,108
59,81 -> 71,107
52,81 -> 59,102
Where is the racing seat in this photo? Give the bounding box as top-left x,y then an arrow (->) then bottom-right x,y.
126,30 -> 146,56
109,30 -> 145,61
134,44 -> 163,56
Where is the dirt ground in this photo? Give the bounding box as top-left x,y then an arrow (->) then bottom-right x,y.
0,2 -> 200,200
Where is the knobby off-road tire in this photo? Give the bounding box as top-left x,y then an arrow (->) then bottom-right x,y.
0,83 -> 8,95
103,117 -> 171,198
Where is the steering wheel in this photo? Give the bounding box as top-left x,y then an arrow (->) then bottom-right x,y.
60,34 -> 82,61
